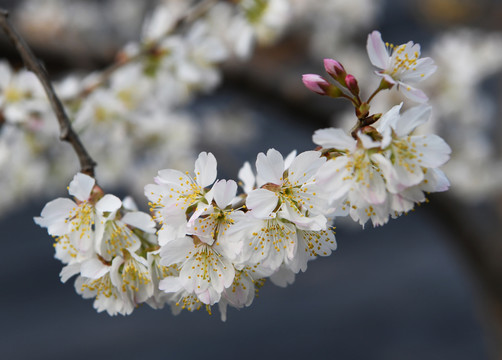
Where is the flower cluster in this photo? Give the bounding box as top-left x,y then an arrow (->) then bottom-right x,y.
35,173 -> 158,315
35,29 -> 451,319
303,31 -> 450,226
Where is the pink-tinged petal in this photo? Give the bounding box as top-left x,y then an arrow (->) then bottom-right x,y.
81,258 -> 110,279
284,150 -> 297,170
246,188 -> 279,218
367,31 -> 389,69
60,263 -> 81,283
159,236 -> 194,267
390,193 -> 415,213
196,287 -> 221,305
358,168 -> 388,204
96,194 -> 122,214
256,148 -> 284,185
394,105 -> 431,137
122,211 -> 156,233
312,128 -> 356,151
194,152 -> 217,188
158,276 -> 183,293
68,172 -> 95,201
34,197 -> 75,235
238,161 -> 255,193
413,134 -> 451,168
398,82 -> 428,103
213,179 -> 238,209
288,150 -> 325,184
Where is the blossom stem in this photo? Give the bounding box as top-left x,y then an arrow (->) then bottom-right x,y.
0,9 -> 97,177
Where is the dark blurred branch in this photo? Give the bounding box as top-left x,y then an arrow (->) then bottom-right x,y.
0,9 -> 96,177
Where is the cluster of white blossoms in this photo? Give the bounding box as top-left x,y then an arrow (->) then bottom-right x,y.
33,29 -> 452,319
0,0 -> 293,215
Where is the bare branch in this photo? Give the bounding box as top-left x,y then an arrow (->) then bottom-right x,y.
0,9 -> 96,177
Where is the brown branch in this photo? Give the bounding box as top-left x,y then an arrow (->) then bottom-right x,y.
0,9 -> 96,177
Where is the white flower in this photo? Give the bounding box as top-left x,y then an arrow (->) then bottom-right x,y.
159,235 -> 235,305
246,149 -> 328,231
187,179 -> 245,260
34,172 -> 98,264
366,30 -> 436,102
145,151 -> 217,245
0,61 -> 47,124
314,130 -> 388,226
218,268 -> 265,321
314,104 -> 451,227
94,194 -> 156,261
74,257 -> 134,316
373,104 -> 451,193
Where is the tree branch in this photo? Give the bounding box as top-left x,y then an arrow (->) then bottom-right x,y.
0,9 -> 96,177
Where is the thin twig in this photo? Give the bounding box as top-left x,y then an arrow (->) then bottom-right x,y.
0,9 -> 96,177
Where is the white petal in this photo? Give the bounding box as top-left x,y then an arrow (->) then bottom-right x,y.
96,194 -> 122,214
60,263 -> 81,283
312,128 -> 356,151
366,30 -> 389,69
81,258 -> 110,279
376,103 -> 403,135
246,188 -> 278,218
284,150 -> 297,170
395,105 -> 431,137
287,151 -> 325,184
398,82 -> 428,103
160,236 -> 194,267
122,211 -> 156,233
358,132 -> 381,149
194,152 -> 217,188
400,57 -> 436,82
68,172 -> 95,201
34,198 -> 75,235
213,179 -> 238,209
256,148 -> 284,185
413,135 -> 451,168
270,266 -> 295,288
238,161 -> 255,193
159,276 -> 183,293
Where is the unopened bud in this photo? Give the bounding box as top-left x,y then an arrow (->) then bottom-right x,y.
302,74 -> 332,96
324,59 -> 346,80
345,74 -> 360,96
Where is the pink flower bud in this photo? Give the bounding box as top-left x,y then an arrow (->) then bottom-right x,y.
302,74 -> 331,95
345,74 -> 360,95
324,59 -> 346,80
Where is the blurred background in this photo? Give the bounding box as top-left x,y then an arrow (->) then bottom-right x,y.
0,0 -> 501,359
